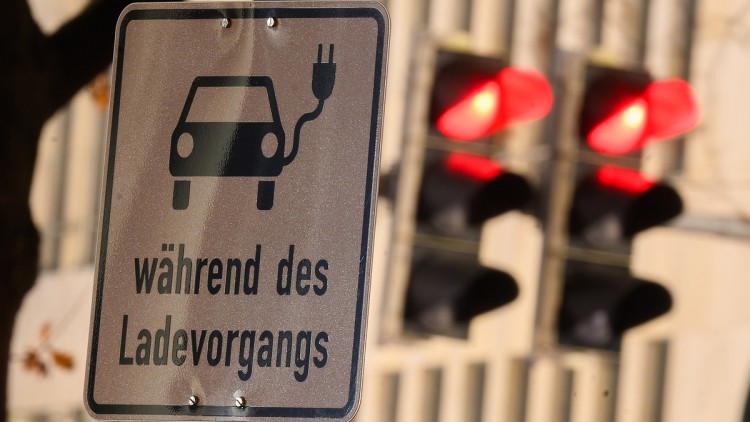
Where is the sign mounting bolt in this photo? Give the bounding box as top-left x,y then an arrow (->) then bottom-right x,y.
221,18 -> 230,28
267,17 -> 278,28
235,396 -> 246,408
188,395 -> 199,407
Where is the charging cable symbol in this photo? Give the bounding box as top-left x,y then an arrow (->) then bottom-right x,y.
170,43 -> 337,210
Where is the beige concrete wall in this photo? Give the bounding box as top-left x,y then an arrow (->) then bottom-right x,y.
11,0 -> 750,421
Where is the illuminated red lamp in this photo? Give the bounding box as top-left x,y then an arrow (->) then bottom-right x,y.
444,152 -> 503,181
569,165 -> 682,242
435,68 -> 553,141
587,79 -> 699,155
595,165 -> 654,194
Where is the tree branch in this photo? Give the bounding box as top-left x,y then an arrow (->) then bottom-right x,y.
40,0 -> 161,118
0,0 -> 44,57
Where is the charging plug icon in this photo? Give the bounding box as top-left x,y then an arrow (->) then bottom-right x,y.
313,44 -> 336,102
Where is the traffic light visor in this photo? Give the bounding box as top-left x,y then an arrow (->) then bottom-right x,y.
646,79 -> 700,140
498,68 -> 554,122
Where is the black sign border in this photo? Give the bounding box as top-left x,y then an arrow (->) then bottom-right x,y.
86,5 -> 386,419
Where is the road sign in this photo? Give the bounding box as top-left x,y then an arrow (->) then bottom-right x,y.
84,2 -> 389,420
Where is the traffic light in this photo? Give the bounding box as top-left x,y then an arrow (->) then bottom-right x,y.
567,165 -> 683,249
557,259 -> 673,349
556,64 -> 698,350
417,151 -> 533,235
430,51 -> 553,141
403,50 -> 552,338
579,66 -> 699,156
404,247 -> 519,338
559,165 -> 681,349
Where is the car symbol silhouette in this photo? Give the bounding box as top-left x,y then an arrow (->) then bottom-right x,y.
170,44 -> 337,211
170,76 -> 284,210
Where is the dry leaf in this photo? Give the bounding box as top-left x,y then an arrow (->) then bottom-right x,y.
50,349 -> 74,370
91,73 -> 110,110
22,350 -> 47,376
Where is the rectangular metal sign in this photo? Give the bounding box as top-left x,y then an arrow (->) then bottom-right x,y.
84,2 -> 388,420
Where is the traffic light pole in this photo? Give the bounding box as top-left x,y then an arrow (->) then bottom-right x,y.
379,33 -> 435,343
532,51 -> 587,352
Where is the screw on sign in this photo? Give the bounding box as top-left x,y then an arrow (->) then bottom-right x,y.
85,3 -> 388,421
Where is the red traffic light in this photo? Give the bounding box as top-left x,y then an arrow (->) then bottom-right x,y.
436,80 -> 502,141
444,152 -> 503,181
587,98 -> 648,155
595,165 -> 654,194
585,76 -> 699,155
432,53 -> 553,142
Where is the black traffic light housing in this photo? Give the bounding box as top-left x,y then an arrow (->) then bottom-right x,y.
404,149 -> 532,338
554,63 -> 697,350
578,63 -> 699,157
429,49 -> 552,142
405,248 -> 519,338
418,150 -> 533,236
557,259 -> 672,350
398,49 -> 553,338
429,52 -> 507,136
578,66 -> 652,156
559,166 -> 681,350
568,165 -> 683,250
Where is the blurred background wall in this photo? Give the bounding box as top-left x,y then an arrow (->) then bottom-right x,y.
9,0 -> 750,421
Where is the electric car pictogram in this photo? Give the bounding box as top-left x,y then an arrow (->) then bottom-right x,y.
170,43 -> 337,210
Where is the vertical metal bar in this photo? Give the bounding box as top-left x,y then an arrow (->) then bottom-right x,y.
647,340 -> 669,422
417,0 -> 429,28
533,52 -> 585,350
383,372 -> 401,422
591,0 -> 606,47
504,0 -> 517,57
507,358 -> 531,422
636,0 -> 651,66
49,105 -> 73,270
604,358 -> 620,422
465,363 -> 486,422
424,368 -> 443,422
378,33 -> 434,343
543,0 -> 562,75
461,0 -> 473,33
560,368 -> 575,422
680,0 -> 697,80
670,0 -> 698,172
